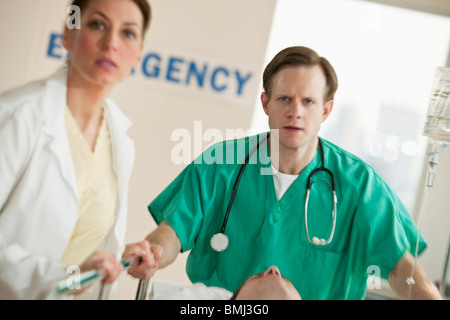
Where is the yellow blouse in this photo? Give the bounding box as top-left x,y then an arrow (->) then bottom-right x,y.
60,106 -> 117,266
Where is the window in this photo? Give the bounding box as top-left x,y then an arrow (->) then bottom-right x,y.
251,0 -> 450,214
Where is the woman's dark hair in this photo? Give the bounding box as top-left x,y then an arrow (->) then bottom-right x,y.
70,0 -> 152,36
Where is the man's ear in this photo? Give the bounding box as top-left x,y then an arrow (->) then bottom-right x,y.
322,100 -> 334,122
261,92 -> 270,116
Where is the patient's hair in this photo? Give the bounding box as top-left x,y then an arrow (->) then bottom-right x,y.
230,278 -> 247,300
230,282 -> 244,300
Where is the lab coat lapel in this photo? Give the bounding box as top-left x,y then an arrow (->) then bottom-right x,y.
41,68 -> 79,203
105,99 -> 134,200
104,99 -> 134,242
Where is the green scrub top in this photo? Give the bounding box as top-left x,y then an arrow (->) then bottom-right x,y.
149,132 -> 426,300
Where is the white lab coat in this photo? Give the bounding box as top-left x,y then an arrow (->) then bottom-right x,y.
0,67 -> 135,299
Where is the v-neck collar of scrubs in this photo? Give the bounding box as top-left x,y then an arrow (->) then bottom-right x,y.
271,165 -> 299,201
65,106 -> 106,155
264,140 -> 322,207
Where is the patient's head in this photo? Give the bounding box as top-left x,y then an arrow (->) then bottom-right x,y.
231,266 -> 301,300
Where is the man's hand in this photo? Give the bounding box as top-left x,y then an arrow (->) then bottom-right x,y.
122,240 -> 163,279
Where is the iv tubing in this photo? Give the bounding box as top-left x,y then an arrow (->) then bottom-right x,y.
407,181 -> 431,299
407,143 -> 444,299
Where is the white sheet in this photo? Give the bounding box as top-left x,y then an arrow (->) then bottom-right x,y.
149,280 -> 232,300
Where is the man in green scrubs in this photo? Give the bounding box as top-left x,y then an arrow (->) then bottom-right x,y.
123,46 -> 441,299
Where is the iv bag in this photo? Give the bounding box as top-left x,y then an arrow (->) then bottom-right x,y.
423,67 -> 450,143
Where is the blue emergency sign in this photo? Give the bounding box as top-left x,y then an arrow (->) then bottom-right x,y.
46,32 -> 254,100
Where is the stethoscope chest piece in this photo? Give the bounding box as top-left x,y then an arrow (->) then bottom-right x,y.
210,233 -> 229,252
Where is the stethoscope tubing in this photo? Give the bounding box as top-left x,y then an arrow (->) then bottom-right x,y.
304,140 -> 337,246
220,134 -> 269,234
212,136 -> 337,252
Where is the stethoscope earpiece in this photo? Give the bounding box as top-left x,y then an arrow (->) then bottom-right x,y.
312,237 -> 327,246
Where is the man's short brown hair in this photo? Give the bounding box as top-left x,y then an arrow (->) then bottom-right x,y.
263,46 -> 338,102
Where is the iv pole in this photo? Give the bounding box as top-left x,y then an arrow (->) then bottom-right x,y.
408,67 -> 450,299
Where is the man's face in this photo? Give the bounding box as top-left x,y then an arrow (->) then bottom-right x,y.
234,266 -> 301,300
261,65 -> 333,152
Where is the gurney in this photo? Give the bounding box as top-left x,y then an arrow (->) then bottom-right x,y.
135,279 -> 150,300
50,265 -> 231,300
48,259 -> 133,300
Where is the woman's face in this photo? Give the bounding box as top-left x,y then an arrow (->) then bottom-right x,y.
63,0 -> 144,88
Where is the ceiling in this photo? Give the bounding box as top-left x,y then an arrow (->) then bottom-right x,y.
362,0 -> 450,17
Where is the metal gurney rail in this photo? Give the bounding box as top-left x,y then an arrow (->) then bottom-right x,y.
50,260 -> 151,300
135,279 -> 150,300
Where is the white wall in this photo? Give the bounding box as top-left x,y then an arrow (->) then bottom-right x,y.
0,0 -> 41,91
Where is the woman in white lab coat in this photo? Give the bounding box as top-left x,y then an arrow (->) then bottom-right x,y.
0,0 -> 151,299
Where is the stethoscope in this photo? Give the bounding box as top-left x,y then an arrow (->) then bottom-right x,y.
210,135 -> 337,252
